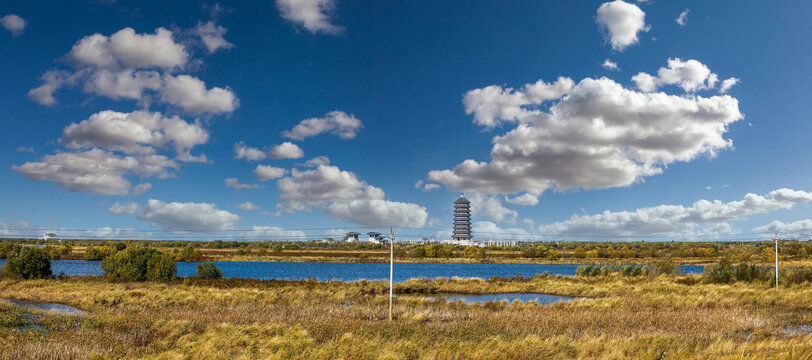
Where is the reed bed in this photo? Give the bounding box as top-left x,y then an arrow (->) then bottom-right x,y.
1,274 -> 811,359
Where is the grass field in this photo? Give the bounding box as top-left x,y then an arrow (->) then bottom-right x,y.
2,273 -> 811,359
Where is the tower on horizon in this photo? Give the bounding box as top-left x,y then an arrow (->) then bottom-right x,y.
452,194 -> 472,241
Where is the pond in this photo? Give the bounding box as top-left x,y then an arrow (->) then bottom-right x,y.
0,259 -> 704,283
0,298 -> 86,315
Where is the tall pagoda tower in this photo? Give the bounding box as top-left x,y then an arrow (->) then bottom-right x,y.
452,194 -> 472,241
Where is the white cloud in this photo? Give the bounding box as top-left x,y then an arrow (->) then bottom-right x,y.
27,70 -> 78,106
275,0 -> 343,35
194,21 -> 234,53
414,180 -> 424,189
324,198 -> 427,228
462,77 -> 573,128
108,201 -> 139,215
538,188 -> 812,239
596,0 -> 649,51
30,27 -> 238,116
1,14 -> 27,36
299,156 -> 330,167
467,193 -> 518,223
282,111 -> 363,140
231,226 -> 307,241
254,165 -> 288,181
602,59 -> 620,71
133,183 -> 152,195
68,27 -> 188,70
427,217 -> 442,227
15,146 -> 35,153
82,69 -> 162,100
505,193 -> 539,206
13,148 -> 177,195
472,221 -> 538,241
160,74 -> 239,115
676,9 -> 690,26
277,165 -> 383,210
754,220 -> 812,237
236,202 -> 261,210
137,199 -> 240,232
61,110 -> 209,160
234,141 -> 267,161
428,72 -> 742,197
225,177 -> 264,190
719,77 -> 740,93
275,164 -> 427,227
422,183 -> 440,192
269,142 -> 304,159
632,58 -> 719,93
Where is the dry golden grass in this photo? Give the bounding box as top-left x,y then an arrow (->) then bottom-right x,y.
1,275 -> 811,359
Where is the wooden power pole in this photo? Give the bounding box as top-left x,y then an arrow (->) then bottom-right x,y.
389,227 -> 394,321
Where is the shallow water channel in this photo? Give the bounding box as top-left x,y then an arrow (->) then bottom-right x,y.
420,293 -> 584,305
1,298 -> 86,332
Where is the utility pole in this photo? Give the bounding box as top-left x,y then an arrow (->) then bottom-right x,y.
775,232 -> 779,289
389,226 -> 394,321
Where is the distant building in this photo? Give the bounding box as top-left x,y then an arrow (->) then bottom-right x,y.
452,194 -> 472,241
343,232 -> 361,242
366,232 -> 387,244
41,233 -> 60,241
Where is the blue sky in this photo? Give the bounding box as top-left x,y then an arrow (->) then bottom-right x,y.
1,0 -> 812,242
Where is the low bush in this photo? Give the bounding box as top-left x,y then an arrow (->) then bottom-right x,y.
101,248 -> 176,281
576,265 -> 645,277
4,247 -> 52,279
196,261 -> 224,279
0,242 -> 22,259
703,257 -> 735,284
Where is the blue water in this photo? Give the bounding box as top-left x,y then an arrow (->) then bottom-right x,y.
0,298 -> 85,315
0,259 -> 704,283
437,293 -> 581,305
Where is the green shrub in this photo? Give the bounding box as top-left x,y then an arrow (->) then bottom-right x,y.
4,247 -> 52,279
0,242 -> 22,259
101,248 -> 176,281
734,263 -> 764,282
85,246 -> 112,261
175,245 -> 203,261
648,257 -> 678,277
196,261 -> 224,279
703,257 -> 735,284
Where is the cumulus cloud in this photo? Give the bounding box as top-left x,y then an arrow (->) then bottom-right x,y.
754,220 -> 812,237
428,70 -> 743,199
538,188 -> 812,239
602,59 -> 620,71
422,183 -> 440,192
236,202 -> 261,210
13,148 -> 178,195
467,193 -> 518,223
324,199 -> 427,227
632,58 -> 719,92
160,74 -> 239,115
225,177 -> 264,190
269,142 -> 304,159
596,0 -> 649,51
137,199 -> 240,232
298,156 -> 330,167
68,27 -> 188,70
275,164 -> 427,227
234,141 -> 267,161
254,165 -> 288,181
275,0 -> 343,35
719,77 -> 740,93
1,14 -> 27,36
194,21 -> 234,53
29,26 -> 239,116
108,201 -> 139,215
133,183 -> 152,195
676,9 -> 690,26
15,146 -> 35,153
282,111 -> 363,140
472,221 -> 538,241
231,226 -> 307,241
61,110 -> 209,161
505,193 -> 539,206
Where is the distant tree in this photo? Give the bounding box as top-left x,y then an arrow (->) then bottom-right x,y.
175,245 -> 203,261
4,247 -> 52,279
573,246 -> 587,258
102,248 -> 176,281
196,261 -> 224,279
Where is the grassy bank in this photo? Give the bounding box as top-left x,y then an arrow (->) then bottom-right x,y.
1,273 -> 811,359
